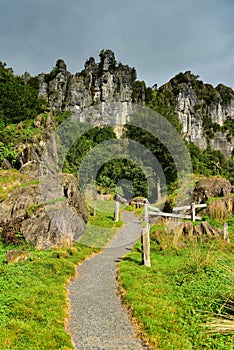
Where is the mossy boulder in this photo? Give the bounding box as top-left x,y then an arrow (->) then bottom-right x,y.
192,178 -> 232,203
0,174 -> 88,249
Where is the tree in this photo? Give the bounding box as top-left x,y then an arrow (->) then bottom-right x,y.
0,62 -> 44,124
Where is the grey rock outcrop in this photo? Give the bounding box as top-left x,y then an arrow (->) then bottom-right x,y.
0,174 -> 88,249
160,72 -> 234,157
38,50 -> 138,134
176,86 -> 207,149
35,52 -> 233,156
194,221 -> 222,237
192,177 -> 232,203
174,220 -> 222,239
176,89 -> 234,156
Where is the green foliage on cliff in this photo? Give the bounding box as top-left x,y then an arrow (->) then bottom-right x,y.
165,71 -> 220,105
187,142 -> 234,183
161,71 -> 234,142
0,62 -> 44,125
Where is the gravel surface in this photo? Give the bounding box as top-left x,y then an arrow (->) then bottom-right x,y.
67,211 -> 149,350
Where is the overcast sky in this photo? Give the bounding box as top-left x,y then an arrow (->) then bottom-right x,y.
1,0 -> 234,88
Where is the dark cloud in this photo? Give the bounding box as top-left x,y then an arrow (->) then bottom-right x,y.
1,0 -> 234,88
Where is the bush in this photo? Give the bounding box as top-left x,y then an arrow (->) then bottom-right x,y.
0,217 -> 27,245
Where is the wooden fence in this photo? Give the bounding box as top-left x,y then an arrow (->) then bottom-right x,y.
142,202 -> 208,267
113,200 -> 229,267
145,203 -> 207,222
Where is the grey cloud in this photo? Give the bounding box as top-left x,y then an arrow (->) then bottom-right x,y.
0,0 -> 234,88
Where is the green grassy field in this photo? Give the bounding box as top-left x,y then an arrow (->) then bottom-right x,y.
0,202 -> 122,350
119,217 -> 234,350
0,242 -> 96,350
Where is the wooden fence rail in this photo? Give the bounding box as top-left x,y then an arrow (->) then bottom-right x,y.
146,202 -> 207,222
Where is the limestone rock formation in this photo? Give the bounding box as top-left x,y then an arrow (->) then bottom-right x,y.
0,174 -> 88,249
36,54 -> 234,157
192,177 -> 232,203
38,50 -> 138,134
159,71 -> 234,157
174,220 -> 222,239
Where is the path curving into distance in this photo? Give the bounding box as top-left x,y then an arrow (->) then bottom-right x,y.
67,211 -> 149,350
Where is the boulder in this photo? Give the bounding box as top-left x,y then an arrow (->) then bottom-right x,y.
174,221 -> 194,238
0,174 -> 88,249
173,220 -> 222,239
6,250 -> 30,264
20,160 -> 40,177
1,159 -> 12,170
192,178 -> 232,203
195,221 -> 222,237
18,140 -> 43,168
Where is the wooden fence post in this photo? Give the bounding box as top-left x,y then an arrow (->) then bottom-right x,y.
191,202 -> 196,221
114,201 -> 120,222
144,205 -> 149,223
223,222 -> 230,244
157,180 -> 161,201
141,224 -> 151,267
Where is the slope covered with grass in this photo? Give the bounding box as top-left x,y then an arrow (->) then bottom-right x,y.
119,219 -> 234,349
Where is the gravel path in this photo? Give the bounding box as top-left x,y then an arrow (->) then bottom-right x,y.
67,211 -> 149,350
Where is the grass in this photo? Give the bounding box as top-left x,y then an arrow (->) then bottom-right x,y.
0,242 -> 96,350
0,169 -> 39,202
0,200 -> 122,350
87,199 -> 117,213
79,206 -> 123,248
119,217 -> 234,350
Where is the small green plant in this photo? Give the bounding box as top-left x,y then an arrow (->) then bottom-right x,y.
25,203 -> 43,216
0,141 -> 18,166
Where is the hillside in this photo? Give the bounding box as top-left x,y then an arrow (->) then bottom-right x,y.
0,50 -> 234,350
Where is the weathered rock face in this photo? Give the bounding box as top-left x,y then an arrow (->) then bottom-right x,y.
192,177 -> 232,203
37,56 -> 234,157
173,220 -> 223,239
176,89 -> 234,156
160,72 -> 234,157
176,86 -> 207,149
38,50 -> 137,134
0,174 -> 88,249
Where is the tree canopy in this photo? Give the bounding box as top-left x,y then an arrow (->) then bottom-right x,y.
0,62 -> 44,125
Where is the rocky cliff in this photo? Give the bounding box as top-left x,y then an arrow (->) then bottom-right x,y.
36,50 -> 139,135
159,71 -> 234,157
34,52 -> 233,157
